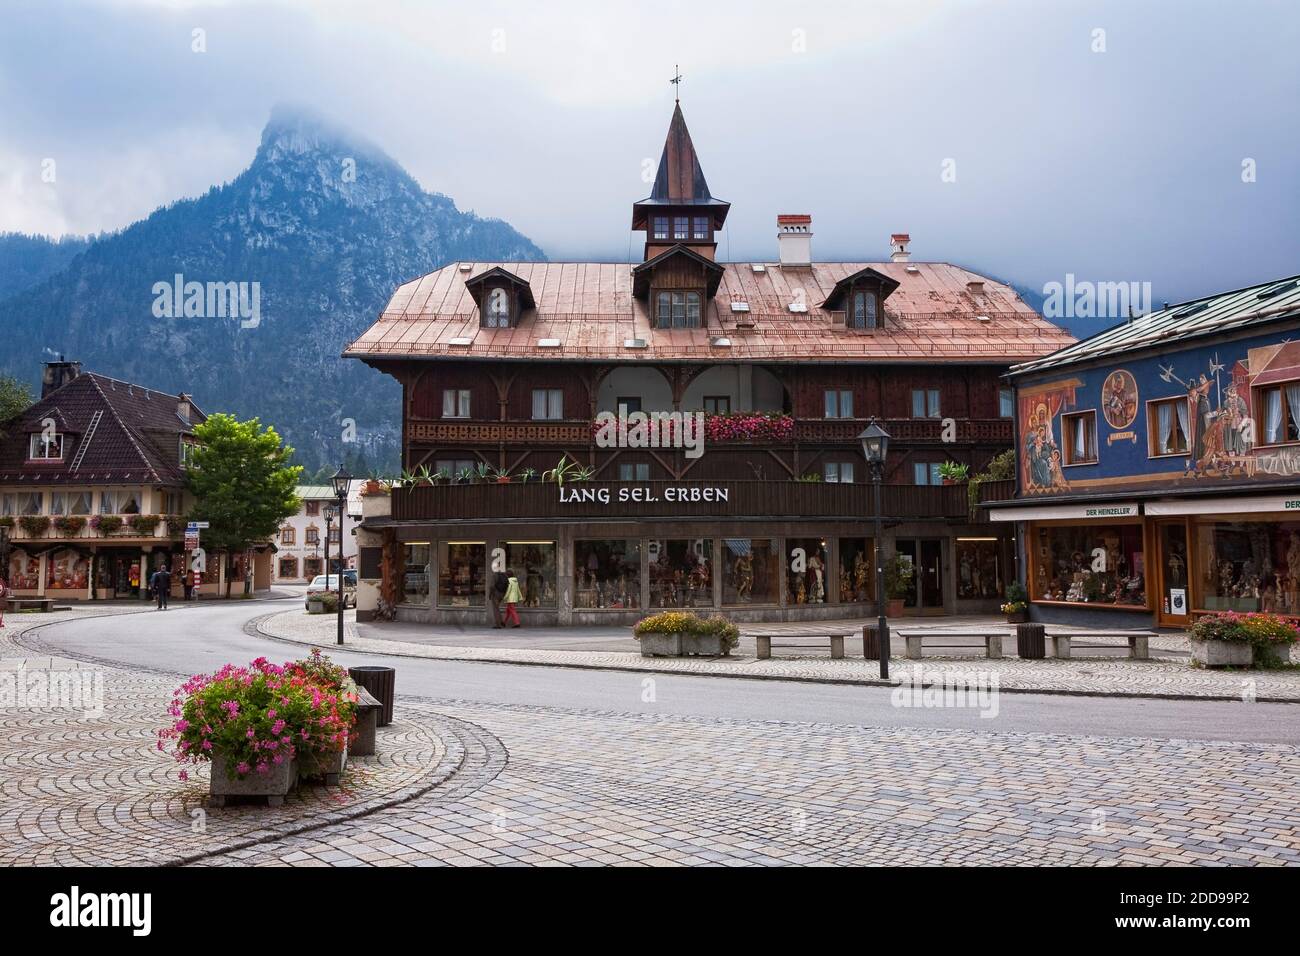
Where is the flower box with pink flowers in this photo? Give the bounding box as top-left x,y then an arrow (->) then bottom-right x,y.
158,649 -> 359,805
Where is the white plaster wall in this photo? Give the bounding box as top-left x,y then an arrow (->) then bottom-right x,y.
596,367 -> 673,413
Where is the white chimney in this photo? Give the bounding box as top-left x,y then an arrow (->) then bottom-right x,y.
889,233 -> 911,262
777,215 -> 812,266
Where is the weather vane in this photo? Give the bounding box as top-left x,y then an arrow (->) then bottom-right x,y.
671,64 -> 683,103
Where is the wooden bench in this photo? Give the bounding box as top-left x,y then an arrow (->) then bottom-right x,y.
348,686 -> 384,756
900,629 -> 1004,660
748,631 -> 852,660
6,597 -> 55,613
1047,631 -> 1152,660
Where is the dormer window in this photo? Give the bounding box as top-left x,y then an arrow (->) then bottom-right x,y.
485,287 -> 511,328
656,291 -> 701,328
466,267 -> 535,330
29,432 -> 63,460
851,291 -> 878,329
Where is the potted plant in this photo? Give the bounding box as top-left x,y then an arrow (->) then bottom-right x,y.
53,515 -> 87,537
1189,613 -> 1254,667
130,514 -> 162,535
157,653 -> 357,806
1234,612 -> 1299,668
633,611 -> 739,657
0,516 -> 13,531
360,475 -> 389,496
18,515 -> 50,538
938,461 -> 970,485
91,514 -> 124,535
883,555 -> 914,617
1001,581 -> 1029,623
286,649 -> 359,784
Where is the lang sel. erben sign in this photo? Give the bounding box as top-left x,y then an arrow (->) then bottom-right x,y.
559,485 -> 729,504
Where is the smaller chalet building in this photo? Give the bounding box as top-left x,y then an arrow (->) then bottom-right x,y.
272,482 -> 364,583
991,274 -> 1300,628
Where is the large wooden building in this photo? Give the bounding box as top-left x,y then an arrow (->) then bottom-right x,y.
348,103 -> 1075,625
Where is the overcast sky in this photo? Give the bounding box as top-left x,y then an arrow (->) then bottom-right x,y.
1,0 -> 1296,328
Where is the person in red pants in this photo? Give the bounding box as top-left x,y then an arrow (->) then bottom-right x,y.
502,569 -> 522,628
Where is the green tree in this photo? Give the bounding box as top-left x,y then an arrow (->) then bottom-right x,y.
186,414 -> 302,596
0,374 -> 33,438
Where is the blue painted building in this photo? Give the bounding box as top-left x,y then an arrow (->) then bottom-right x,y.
991,274 -> 1300,627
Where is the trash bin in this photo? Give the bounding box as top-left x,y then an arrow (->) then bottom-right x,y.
348,665 -> 395,726
1016,622 -> 1045,660
863,622 -> 888,660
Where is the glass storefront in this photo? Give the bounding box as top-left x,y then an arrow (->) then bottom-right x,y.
955,537 -> 1003,600
1193,518 -> 1300,615
838,538 -> 874,602
438,541 -> 485,607
403,542 -> 431,602
723,538 -> 779,605
647,539 -> 713,608
503,541 -> 557,608
1031,523 -> 1146,607
574,539 -> 641,609
786,537 -> 828,605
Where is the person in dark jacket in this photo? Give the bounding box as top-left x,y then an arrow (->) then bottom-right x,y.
150,566 -> 171,610
489,569 -> 509,628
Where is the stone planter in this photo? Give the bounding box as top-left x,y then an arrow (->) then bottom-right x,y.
638,632 -> 728,657
1006,611 -> 1027,624
1255,642 -> 1293,667
307,599 -> 325,614
208,755 -> 297,807
299,738 -> 348,785
1191,639 -> 1253,668
886,599 -> 905,618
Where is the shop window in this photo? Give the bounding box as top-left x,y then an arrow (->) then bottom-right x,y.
1194,519 -> 1300,615
28,432 -> 64,460
955,537 -> 1004,600
46,549 -> 89,590
703,395 -> 730,415
618,462 -> 650,481
1031,523 -> 1145,606
838,538 -> 874,602
913,462 -> 942,486
1062,411 -> 1098,465
824,461 -> 855,483
8,551 -> 39,589
442,389 -> 471,419
648,539 -> 713,608
438,542 -> 485,607
723,539 -> 779,605
787,538 -> 829,604
304,558 -> 323,579
999,387 -> 1015,418
911,388 -> 941,418
1148,398 -> 1190,456
532,389 -> 563,421
1258,383 -> 1300,445
403,543 -> 431,603
502,541 -> 557,608
280,526 -> 296,546
278,557 -> 298,579
305,501 -> 321,517
574,539 -> 641,609
824,389 -> 853,419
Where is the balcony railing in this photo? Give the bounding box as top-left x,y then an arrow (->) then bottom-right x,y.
390,480 -> 980,523
407,416 -> 1013,445
0,516 -> 184,542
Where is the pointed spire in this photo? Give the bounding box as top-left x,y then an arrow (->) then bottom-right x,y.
650,103 -> 714,204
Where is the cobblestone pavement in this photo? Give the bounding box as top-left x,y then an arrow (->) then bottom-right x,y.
6,607 -> 1300,867
262,609 -> 1300,702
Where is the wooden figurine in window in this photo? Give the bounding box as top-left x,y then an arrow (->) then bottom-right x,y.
734,552 -> 753,602
794,575 -> 806,604
854,551 -> 870,601
808,554 -> 824,603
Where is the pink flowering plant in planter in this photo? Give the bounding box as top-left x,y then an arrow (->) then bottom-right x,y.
704,412 -> 794,442
158,651 -> 357,783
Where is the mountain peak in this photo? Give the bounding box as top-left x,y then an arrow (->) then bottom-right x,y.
257,103 -> 388,165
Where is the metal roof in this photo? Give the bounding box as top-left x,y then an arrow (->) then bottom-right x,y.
1008,274 -> 1300,377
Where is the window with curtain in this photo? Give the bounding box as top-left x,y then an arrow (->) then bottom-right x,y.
1259,384 -> 1300,444
999,388 -> 1015,418
824,389 -> 854,418
531,389 -> 563,420
824,462 -> 855,483
1062,412 -> 1097,464
911,389 -> 941,418
1149,398 -> 1189,455
913,462 -> 943,485
442,389 -> 471,418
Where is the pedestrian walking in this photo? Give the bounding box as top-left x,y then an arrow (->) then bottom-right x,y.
150,565 -> 171,610
503,569 -> 522,628
489,568 -> 508,627
0,575 -> 7,629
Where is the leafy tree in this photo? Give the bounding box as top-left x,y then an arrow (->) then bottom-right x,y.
0,374 -> 33,438
186,414 -> 302,596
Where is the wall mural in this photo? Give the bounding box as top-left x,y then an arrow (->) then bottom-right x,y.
1018,334 -> 1300,494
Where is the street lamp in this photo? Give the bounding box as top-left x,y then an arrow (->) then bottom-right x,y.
329,465 -> 353,646
322,504 -> 336,587
859,420 -> 891,680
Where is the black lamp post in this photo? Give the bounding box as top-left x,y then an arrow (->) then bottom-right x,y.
859,420 -> 891,680
329,465 -> 353,646
323,503 -> 335,583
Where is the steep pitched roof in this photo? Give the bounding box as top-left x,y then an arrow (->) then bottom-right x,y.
631,104 -> 730,229
345,260 -> 1075,364
1009,274 -> 1300,377
0,372 -> 206,485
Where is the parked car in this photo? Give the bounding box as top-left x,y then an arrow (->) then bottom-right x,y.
306,574 -> 356,609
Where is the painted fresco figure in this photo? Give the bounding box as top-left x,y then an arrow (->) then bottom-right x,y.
1222,383 -> 1249,457
1188,374 -> 1214,467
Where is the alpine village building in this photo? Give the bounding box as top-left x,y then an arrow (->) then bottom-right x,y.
346,103 -> 1076,625
0,361 -> 271,600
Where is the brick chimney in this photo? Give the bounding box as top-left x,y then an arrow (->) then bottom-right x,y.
41,359 -> 82,397
777,215 -> 812,267
177,393 -> 193,424
889,233 -> 911,262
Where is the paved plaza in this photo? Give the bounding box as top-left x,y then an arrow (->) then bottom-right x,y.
2,602 -> 1298,867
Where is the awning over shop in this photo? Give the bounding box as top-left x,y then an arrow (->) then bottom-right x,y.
988,501 -> 1141,522
1145,493 -> 1300,517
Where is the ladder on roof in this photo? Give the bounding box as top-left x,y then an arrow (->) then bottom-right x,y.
70,410 -> 102,471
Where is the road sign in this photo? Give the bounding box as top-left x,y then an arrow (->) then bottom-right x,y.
184,531 -> 200,550
187,521 -> 210,530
